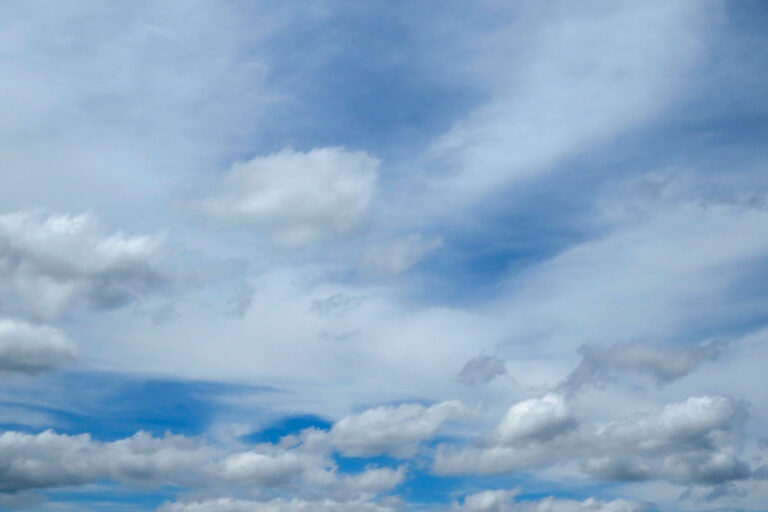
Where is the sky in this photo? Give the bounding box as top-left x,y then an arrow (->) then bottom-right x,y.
0,1 -> 768,511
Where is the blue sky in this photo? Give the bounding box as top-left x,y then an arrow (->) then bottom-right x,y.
1,1 -> 768,511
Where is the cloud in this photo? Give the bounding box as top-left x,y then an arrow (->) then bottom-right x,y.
0,430 -> 212,492
157,497 -> 398,512
0,318 -> 75,374
361,235 -> 443,275
458,355 -> 507,385
434,395 -> 755,486
195,147 -> 379,247
0,210 -> 165,319
312,400 -> 467,458
560,339 -> 729,391
453,490 -> 647,512
0,424 -> 404,497
453,488 -> 520,512
427,0 -> 711,203
490,393 -> 578,445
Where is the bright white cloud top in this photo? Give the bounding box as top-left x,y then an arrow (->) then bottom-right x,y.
0,1 -> 767,511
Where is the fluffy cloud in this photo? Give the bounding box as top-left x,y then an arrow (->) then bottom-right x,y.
0,211 -> 164,319
0,425 -> 404,497
195,147 -> 379,247
318,400 -> 467,457
561,339 -> 728,391
0,318 -> 75,373
434,395 -> 755,487
457,355 -> 507,385
453,490 -> 647,512
157,497 -> 399,512
0,430 -> 211,492
490,394 -> 577,445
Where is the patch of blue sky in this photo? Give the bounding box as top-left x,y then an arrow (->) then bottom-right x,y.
233,1 -> 487,162
0,371 -> 269,441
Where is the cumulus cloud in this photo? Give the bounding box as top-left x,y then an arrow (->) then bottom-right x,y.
0,425 -> 404,499
490,394 -> 577,445
157,497 -> 399,512
458,355 -> 507,385
0,430 -> 211,492
0,318 -> 76,374
561,340 -> 728,391
0,211 -> 165,319
453,490 -> 647,512
195,147 -> 379,247
318,400 -> 467,457
361,235 -> 443,275
453,488 -> 519,512
434,395 -> 755,487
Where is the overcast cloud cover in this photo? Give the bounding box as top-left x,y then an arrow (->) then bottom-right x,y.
1,1 -> 768,510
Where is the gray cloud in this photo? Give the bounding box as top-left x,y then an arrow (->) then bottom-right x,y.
458,355 -> 507,385
0,211 -> 166,319
0,318 -> 75,374
434,395 -> 755,487
561,339 -> 728,392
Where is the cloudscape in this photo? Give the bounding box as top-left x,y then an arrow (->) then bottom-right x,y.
1,1 -> 767,511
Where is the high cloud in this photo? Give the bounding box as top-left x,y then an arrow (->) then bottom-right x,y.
195,147 -> 379,247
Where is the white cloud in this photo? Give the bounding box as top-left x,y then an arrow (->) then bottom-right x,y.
453,488 -> 519,512
157,497 -> 398,512
453,490 -> 647,512
0,318 -> 75,374
491,394 -> 577,445
195,147 -> 379,247
321,400 -> 467,457
0,210 -> 164,319
434,395 -> 754,486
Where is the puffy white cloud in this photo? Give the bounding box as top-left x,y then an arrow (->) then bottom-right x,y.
434,395 -> 755,487
0,318 -> 75,373
0,430 -> 212,492
195,147 -> 379,247
361,235 -> 443,275
322,400 -> 467,457
561,340 -> 728,391
457,355 -> 507,386
0,211 -> 164,319
453,490 -> 647,512
491,394 -> 577,445
453,488 -> 519,512
157,497 -> 398,512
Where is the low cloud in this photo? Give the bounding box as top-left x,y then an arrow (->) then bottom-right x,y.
195,147 -> 379,247
0,210 -> 165,319
434,394 -> 754,487
0,318 -> 76,374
